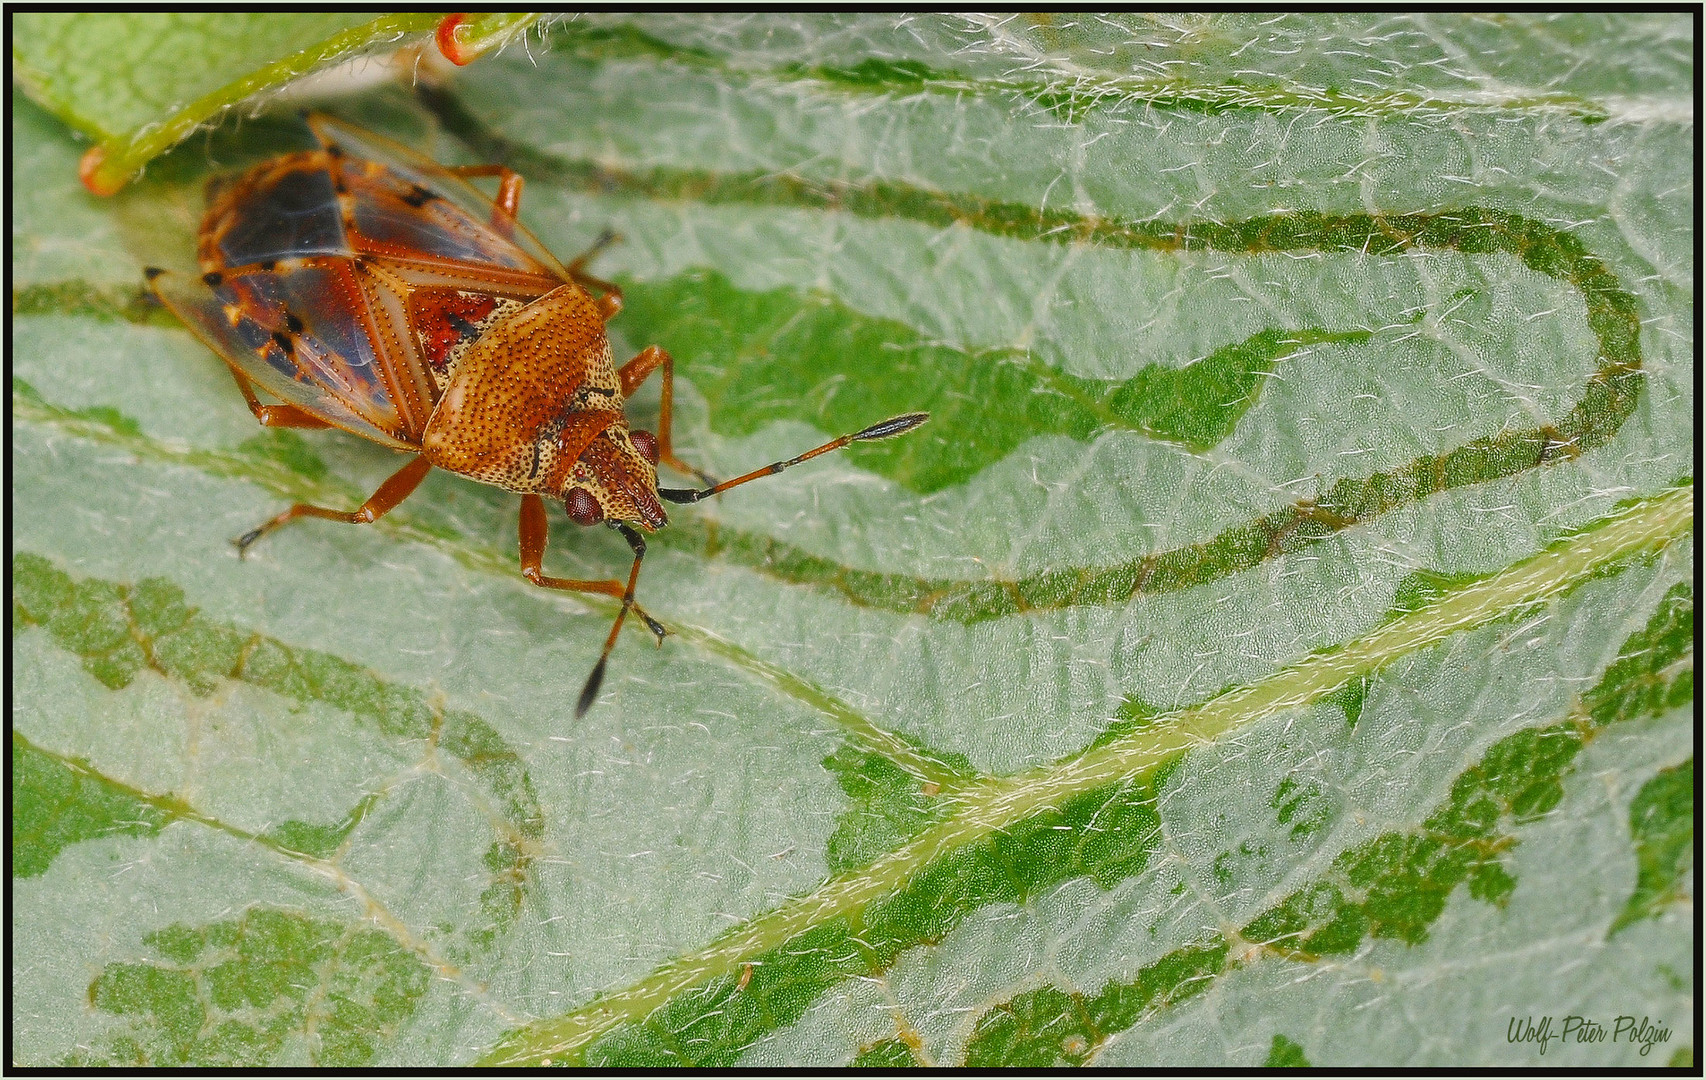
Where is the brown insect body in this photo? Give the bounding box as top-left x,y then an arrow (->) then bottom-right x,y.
421,284 -> 665,528
147,114 -> 926,716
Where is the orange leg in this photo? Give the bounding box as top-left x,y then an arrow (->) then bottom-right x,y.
227,368 -> 331,429
447,164 -> 524,236
519,493 -> 666,640
565,230 -> 623,320
234,455 -> 432,556
446,170 -> 623,318
616,346 -> 715,486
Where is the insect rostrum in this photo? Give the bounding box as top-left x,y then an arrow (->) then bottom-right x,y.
146,114 -> 928,717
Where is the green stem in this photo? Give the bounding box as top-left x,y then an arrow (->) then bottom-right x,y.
80,14 -> 444,193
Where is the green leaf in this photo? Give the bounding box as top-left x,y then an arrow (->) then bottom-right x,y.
1610,757 -> 1694,935
851,1038 -> 922,1067
11,732 -> 171,878
618,272 -> 1373,489
821,743 -> 962,875
11,13 -> 455,193
1266,1034 -> 1313,1067
70,907 -> 431,1066
12,13 -> 1694,1068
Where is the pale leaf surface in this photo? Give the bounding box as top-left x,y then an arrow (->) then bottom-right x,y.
10,13 -> 1694,1068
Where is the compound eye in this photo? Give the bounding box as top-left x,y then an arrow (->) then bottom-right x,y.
630,429 -> 660,465
565,487 -> 605,526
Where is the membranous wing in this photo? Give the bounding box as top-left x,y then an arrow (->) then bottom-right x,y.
173,114 -> 577,444
307,113 -> 572,279
148,265 -> 415,449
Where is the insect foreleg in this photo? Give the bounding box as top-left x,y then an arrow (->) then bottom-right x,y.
574,522 -> 653,718
234,454 -> 433,556
617,345 -> 717,487
517,495 -> 667,646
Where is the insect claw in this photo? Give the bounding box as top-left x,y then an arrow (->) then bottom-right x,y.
641,611 -> 667,644
232,529 -> 264,558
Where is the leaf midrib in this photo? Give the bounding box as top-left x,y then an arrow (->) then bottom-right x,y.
478,484 -> 1694,1065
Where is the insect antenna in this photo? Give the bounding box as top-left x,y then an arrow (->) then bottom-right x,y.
576,522 -> 651,718
658,412 -> 929,505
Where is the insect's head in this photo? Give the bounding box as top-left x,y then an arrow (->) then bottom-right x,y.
561,422 -> 668,531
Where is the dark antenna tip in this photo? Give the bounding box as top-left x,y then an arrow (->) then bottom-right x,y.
658,411 -> 929,504
853,412 -> 930,441
576,657 -> 608,718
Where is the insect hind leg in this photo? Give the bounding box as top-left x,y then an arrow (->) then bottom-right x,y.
234,455 -> 432,557
226,368 -> 332,429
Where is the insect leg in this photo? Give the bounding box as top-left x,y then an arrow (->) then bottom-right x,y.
226,367 -> 332,429
566,229 -> 623,320
616,345 -> 717,486
446,164 -> 524,236
518,495 -> 667,644
574,522 -> 653,717
233,454 -> 432,557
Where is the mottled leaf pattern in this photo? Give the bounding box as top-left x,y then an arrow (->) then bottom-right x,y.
11,13 -> 1694,1068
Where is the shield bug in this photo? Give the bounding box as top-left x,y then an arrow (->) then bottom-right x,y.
145,114 -> 928,716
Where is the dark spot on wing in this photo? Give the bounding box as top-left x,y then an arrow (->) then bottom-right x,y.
401,184 -> 437,208
258,259 -> 276,271
271,330 -> 295,355
284,312 -> 305,333
446,312 -> 479,336
202,271 -> 223,287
